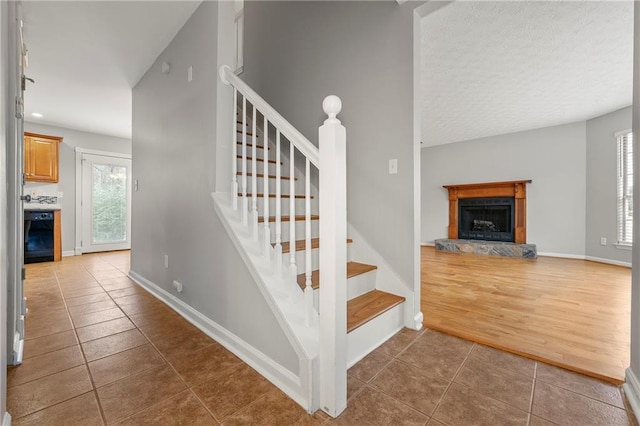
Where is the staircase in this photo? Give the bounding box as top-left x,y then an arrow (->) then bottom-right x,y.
213,65 -> 408,416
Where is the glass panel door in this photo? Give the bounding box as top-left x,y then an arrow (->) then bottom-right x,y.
82,154 -> 131,253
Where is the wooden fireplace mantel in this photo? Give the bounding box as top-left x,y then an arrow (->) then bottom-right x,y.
443,180 -> 532,244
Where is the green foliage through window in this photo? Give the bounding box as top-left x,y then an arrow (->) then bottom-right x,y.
92,164 -> 127,243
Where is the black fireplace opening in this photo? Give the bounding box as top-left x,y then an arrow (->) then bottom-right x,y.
458,197 -> 515,242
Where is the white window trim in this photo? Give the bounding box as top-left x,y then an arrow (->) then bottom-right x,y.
614,243 -> 632,251
616,129 -> 633,246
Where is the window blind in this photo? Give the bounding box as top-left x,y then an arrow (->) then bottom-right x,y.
617,131 -> 633,245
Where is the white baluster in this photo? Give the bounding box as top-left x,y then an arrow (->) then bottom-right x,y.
263,117 -> 271,258
252,105 -> 258,240
275,130 -> 282,278
318,95 -> 347,417
289,141 -> 299,302
241,96 -> 248,226
305,158 -> 313,326
232,88 -> 238,210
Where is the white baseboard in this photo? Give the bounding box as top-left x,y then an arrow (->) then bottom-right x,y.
62,250 -> 76,257
514,251 -> 631,268
624,368 -> 640,423
584,256 -> 631,268
128,270 -> 309,410
421,242 -> 435,247
2,412 -> 11,426
74,247 -> 82,256
413,311 -> 424,330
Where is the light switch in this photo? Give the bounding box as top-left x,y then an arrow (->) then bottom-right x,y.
389,159 -> 398,175
187,66 -> 193,83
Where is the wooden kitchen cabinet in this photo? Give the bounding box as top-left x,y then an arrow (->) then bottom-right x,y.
24,132 -> 63,183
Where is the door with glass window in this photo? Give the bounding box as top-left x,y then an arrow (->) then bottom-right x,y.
81,153 -> 131,252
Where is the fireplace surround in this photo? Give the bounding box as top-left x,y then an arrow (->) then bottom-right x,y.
443,180 -> 531,244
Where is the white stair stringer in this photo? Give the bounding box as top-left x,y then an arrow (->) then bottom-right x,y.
348,224 -> 424,331
212,191 -> 320,412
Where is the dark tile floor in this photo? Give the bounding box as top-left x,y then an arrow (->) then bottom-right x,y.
7,251 -> 638,425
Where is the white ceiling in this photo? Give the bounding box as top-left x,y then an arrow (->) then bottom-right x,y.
420,1 -> 634,147
22,1 -> 202,139
21,2 -> 635,144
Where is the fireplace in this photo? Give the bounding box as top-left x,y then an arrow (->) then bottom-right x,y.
443,180 -> 531,244
458,197 -> 515,242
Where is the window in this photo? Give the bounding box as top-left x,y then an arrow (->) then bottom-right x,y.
617,130 -> 633,245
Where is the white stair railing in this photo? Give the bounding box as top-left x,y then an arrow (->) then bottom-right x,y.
219,65 -> 347,417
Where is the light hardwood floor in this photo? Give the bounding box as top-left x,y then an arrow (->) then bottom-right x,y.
421,246 -> 631,383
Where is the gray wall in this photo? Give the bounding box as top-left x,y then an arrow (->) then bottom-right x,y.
585,106 -> 633,263
23,122 -> 131,253
242,1 -> 418,287
1,0 -> 9,419
130,2 -> 298,373
422,122 -> 587,256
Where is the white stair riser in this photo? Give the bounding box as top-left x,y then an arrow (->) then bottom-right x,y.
310,268 -> 377,311
236,169 -> 316,197
346,270 -> 377,300
244,198 -> 320,218
268,221 -> 319,245
347,303 -> 404,368
280,246 -> 355,283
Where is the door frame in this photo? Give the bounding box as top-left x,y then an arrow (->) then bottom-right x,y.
75,147 -> 132,255
6,0 -> 26,367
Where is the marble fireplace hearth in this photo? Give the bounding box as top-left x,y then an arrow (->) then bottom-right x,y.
434,238 -> 538,259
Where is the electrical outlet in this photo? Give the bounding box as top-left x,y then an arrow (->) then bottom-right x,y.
389,159 -> 398,175
172,280 -> 183,293
600,237 -> 607,246
164,255 -> 169,269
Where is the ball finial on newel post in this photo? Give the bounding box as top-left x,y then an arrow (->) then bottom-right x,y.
323,95 -> 342,124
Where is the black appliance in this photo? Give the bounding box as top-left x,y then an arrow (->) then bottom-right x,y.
24,210 -> 54,263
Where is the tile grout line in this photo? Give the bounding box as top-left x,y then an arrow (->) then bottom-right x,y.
14,260 -> 110,424
61,258 -> 113,426
115,302 -> 231,424
85,265 -> 201,425
52,254 -> 137,423
526,362 -> 538,426
429,342 -> 477,423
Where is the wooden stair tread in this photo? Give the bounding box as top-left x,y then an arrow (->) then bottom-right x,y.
347,290 -> 405,333
237,130 -> 256,136
237,141 -> 269,150
236,172 -> 295,181
296,261 -> 377,290
237,155 -> 281,164
238,193 -> 313,199
280,238 -> 353,254
258,215 -> 319,223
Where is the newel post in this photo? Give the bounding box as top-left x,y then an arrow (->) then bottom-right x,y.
318,95 -> 347,417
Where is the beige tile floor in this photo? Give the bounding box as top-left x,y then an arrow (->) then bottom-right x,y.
7,251 -> 639,425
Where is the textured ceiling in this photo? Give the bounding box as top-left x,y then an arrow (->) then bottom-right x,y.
22,1 -> 201,139
420,1 -> 634,147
